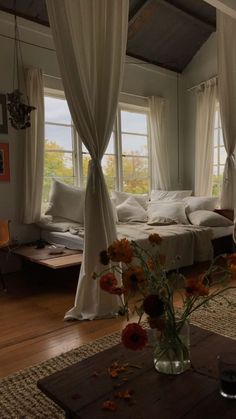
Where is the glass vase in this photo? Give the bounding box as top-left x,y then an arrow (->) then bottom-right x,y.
153,319 -> 190,375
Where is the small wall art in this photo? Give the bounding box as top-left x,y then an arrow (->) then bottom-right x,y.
0,143 -> 10,181
0,94 -> 8,134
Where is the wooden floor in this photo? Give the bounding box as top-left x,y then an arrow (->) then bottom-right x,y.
0,260 -> 223,379
0,263 -> 134,378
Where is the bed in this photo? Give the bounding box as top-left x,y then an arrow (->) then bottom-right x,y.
39,220 -> 234,271
39,184 -> 234,270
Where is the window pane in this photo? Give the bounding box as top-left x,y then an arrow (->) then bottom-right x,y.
121,111 -> 147,134
122,134 -> 148,156
219,147 -> 227,164
122,156 -> 148,178
213,165 -> 218,176
214,130 -> 218,147
45,96 -> 71,124
44,151 -> 73,178
123,178 -> 149,193
219,165 -> 224,175
219,130 -> 224,146
105,134 -> 115,154
213,147 -> 218,165
45,124 -> 72,150
214,109 -> 219,129
82,155 -> 90,181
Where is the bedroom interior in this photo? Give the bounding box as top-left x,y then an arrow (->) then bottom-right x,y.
1,0 -> 236,416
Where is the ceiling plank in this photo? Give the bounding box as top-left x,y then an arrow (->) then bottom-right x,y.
128,0 -> 158,40
160,0 -> 215,31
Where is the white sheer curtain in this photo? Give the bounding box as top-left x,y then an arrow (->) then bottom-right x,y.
148,96 -> 171,190
46,0 -> 129,320
20,67 -> 44,224
194,78 -> 217,196
217,10 -> 236,209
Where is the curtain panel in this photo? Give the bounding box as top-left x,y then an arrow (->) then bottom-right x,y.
46,0 -> 129,320
217,10 -> 236,209
20,67 -> 44,224
194,78 -> 217,196
149,96 -> 171,190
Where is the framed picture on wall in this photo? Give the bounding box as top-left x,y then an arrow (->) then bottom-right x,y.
0,94 -> 8,134
0,143 -> 10,181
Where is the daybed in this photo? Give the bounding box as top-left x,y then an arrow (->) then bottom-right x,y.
38,181 -> 234,271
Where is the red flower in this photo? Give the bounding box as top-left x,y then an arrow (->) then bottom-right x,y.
121,323 -> 148,350
100,273 -> 117,293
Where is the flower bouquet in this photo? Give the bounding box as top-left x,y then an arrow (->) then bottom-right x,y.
94,234 -> 235,375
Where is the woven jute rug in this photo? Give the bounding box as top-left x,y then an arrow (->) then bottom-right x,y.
1,289 -> 236,419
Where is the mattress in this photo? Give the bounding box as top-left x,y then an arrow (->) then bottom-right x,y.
41,230 -> 84,251
211,225 -> 234,240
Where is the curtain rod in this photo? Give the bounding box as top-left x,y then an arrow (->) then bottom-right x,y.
187,75 -> 217,92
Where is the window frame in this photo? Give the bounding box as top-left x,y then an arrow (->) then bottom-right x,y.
43,90 -> 152,202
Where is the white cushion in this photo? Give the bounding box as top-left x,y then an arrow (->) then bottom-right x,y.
111,190 -> 148,209
188,210 -> 233,227
183,196 -> 218,213
45,179 -> 85,224
150,190 -> 192,201
116,196 -> 147,222
147,201 -> 189,225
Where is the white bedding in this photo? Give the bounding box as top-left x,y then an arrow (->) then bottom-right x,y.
39,221 -> 233,270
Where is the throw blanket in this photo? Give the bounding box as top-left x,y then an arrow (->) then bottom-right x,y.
116,223 -> 213,270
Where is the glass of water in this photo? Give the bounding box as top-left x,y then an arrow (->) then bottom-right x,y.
218,352 -> 236,399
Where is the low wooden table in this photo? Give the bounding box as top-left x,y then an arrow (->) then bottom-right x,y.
37,326 -> 236,418
13,244 -> 83,269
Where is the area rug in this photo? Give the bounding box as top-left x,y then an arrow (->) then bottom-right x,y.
1,289 -> 236,419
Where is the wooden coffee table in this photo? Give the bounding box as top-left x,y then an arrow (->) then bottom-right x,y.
12,244 -> 83,269
37,326 -> 236,418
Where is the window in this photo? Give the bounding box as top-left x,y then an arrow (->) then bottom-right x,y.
43,93 -> 151,205
212,104 -> 226,197
43,94 -> 78,209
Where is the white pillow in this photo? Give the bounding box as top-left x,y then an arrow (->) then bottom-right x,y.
111,190 -> 148,209
147,201 -> 189,225
116,196 -> 147,222
183,196 -> 218,213
150,190 -> 192,201
188,210 -> 233,227
45,179 -> 85,224
110,198 -> 118,223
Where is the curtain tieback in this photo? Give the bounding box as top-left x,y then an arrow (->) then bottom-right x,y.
89,158 -> 102,192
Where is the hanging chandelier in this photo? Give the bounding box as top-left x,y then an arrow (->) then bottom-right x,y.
7,4 -> 35,130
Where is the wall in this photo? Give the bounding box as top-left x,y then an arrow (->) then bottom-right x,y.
182,33 -> 217,190
0,11 -> 183,244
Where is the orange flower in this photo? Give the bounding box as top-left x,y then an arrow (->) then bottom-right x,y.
148,233 -> 162,245
185,278 -> 209,297
100,273 -> 117,293
122,266 -> 145,291
121,323 -> 148,350
108,239 -> 133,264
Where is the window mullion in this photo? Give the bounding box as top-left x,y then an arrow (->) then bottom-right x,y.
116,106 -> 122,191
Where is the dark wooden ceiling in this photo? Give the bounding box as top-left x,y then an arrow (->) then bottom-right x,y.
0,0 -> 216,73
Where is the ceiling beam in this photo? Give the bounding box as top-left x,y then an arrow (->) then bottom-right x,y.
0,5 -> 49,26
203,0 -> 236,19
159,0 -> 215,31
